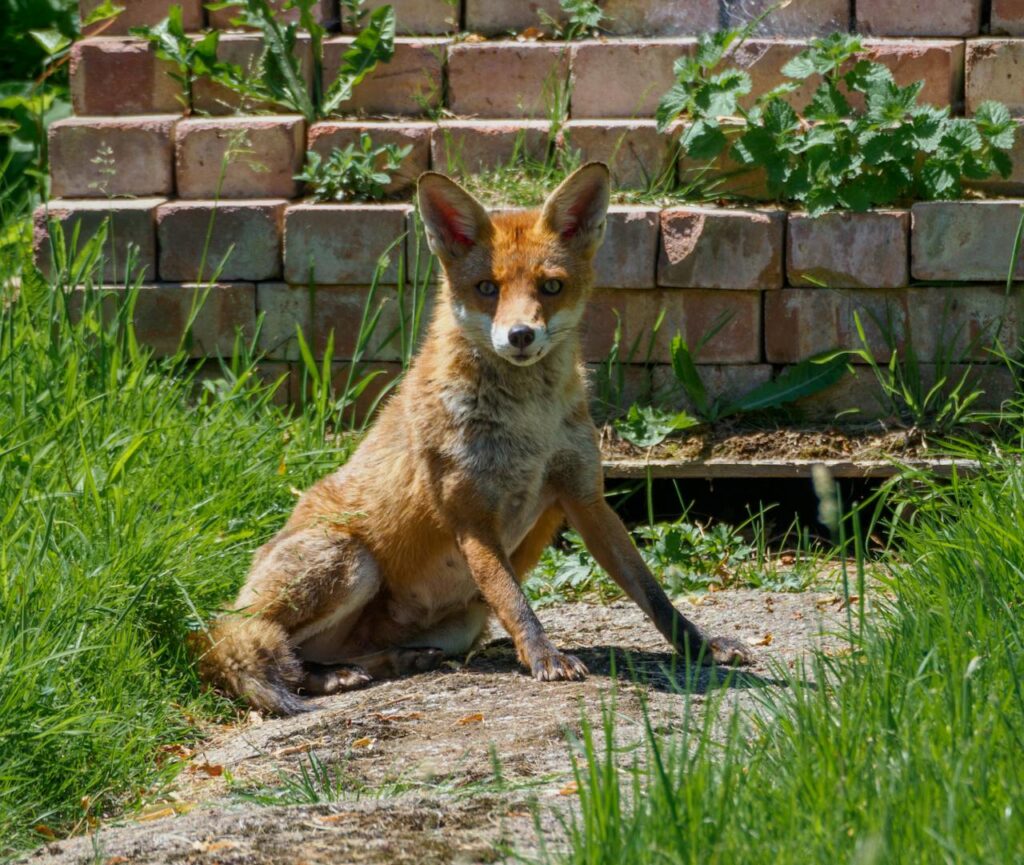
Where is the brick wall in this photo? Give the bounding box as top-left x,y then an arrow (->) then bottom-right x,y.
37,0 -> 1024,421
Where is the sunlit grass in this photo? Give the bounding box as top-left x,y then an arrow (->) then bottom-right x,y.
552,452 -> 1024,864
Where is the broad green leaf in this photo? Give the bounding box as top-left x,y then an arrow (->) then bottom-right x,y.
844,59 -> 894,96
613,404 -> 698,448
323,5 -> 396,116
29,29 -> 71,56
781,53 -> 819,80
669,333 -> 707,416
82,1 -> 124,25
696,69 -> 751,118
805,80 -> 851,122
722,354 -> 848,417
681,119 -> 727,160
941,119 -> 983,154
992,148 -> 1014,178
762,99 -> 799,135
974,100 -> 1017,149
655,83 -> 690,132
975,100 -> 1011,128
919,159 -> 959,198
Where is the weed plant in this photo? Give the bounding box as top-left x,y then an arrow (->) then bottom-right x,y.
296,133 -> 412,202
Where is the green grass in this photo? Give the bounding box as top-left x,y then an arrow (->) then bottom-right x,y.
0,248 -> 349,853
551,450 -> 1024,863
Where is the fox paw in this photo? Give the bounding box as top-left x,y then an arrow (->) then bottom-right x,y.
530,649 -> 589,682
705,636 -> 754,667
394,647 -> 446,674
301,664 -> 373,695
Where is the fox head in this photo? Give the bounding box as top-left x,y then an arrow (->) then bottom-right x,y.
417,163 -> 610,367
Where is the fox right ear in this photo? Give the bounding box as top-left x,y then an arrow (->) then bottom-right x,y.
417,173 -> 493,261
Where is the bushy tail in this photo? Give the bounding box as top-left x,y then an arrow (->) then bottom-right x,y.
195,616 -> 308,716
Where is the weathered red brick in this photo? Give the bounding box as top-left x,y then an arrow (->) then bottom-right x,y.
192,33 -> 313,115
658,207 -> 785,289
593,207 -> 660,289
257,283 -> 423,361
207,0 -> 333,29
308,121 -> 432,196
856,0 -> 982,37
322,37 -> 445,116
70,37 -> 183,115
764,286 -> 1022,363
563,121 -> 672,189
787,210 -> 909,289
584,289 -> 762,363
175,116 -> 305,199
430,120 -> 552,173
67,283 -> 255,358
966,39 -> 1024,116
33,198 -> 163,282
792,363 -> 1015,419
48,116 -> 176,197
909,286 -> 1024,361
353,0 -> 457,34
722,0 -> 850,37
448,42 -> 570,119
911,200 -> 1024,281
635,289 -> 763,364
599,0 -> 719,36
992,0 -> 1024,36
464,0 -> 562,35
80,0 -> 203,34
157,200 -> 286,282
765,288 -> 907,363
570,39 -> 694,118
283,204 -> 410,285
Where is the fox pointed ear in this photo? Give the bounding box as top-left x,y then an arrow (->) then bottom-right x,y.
417,172 -> 493,261
540,162 -> 611,254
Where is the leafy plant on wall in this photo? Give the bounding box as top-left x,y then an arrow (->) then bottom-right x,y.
133,0 -> 396,122
658,30 -> 1017,215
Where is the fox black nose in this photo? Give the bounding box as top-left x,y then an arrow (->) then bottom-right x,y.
508,325 -> 535,349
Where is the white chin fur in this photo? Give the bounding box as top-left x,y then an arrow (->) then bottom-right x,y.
494,348 -> 545,366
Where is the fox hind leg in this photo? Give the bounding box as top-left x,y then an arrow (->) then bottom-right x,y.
200,529 -> 381,714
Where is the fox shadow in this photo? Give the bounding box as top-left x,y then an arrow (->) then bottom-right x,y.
465,638 -> 801,694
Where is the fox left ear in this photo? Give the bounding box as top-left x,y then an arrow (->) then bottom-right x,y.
417,172 -> 493,262
540,162 -> 611,254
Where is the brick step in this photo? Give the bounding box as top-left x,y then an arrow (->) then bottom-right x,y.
69,34 -> 998,119
46,114 -> 1024,202
65,281 -> 1018,423
35,198 -> 1024,290
81,0 -> 1018,39
75,0 -> 1024,42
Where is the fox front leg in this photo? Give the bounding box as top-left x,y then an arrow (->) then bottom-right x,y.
559,495 -> 753,666
458,531 -> 588,681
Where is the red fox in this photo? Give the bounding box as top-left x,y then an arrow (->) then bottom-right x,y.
198,163 -> 752,715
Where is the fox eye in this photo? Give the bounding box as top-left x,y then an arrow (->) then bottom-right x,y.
541,278 -> 563,296
476,280 -> 498,297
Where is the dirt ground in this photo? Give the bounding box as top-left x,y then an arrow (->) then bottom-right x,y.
25,591 -> 854,865
601,422 -> 935,463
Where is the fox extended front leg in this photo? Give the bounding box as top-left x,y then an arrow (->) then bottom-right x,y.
560,495 -> 753,666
